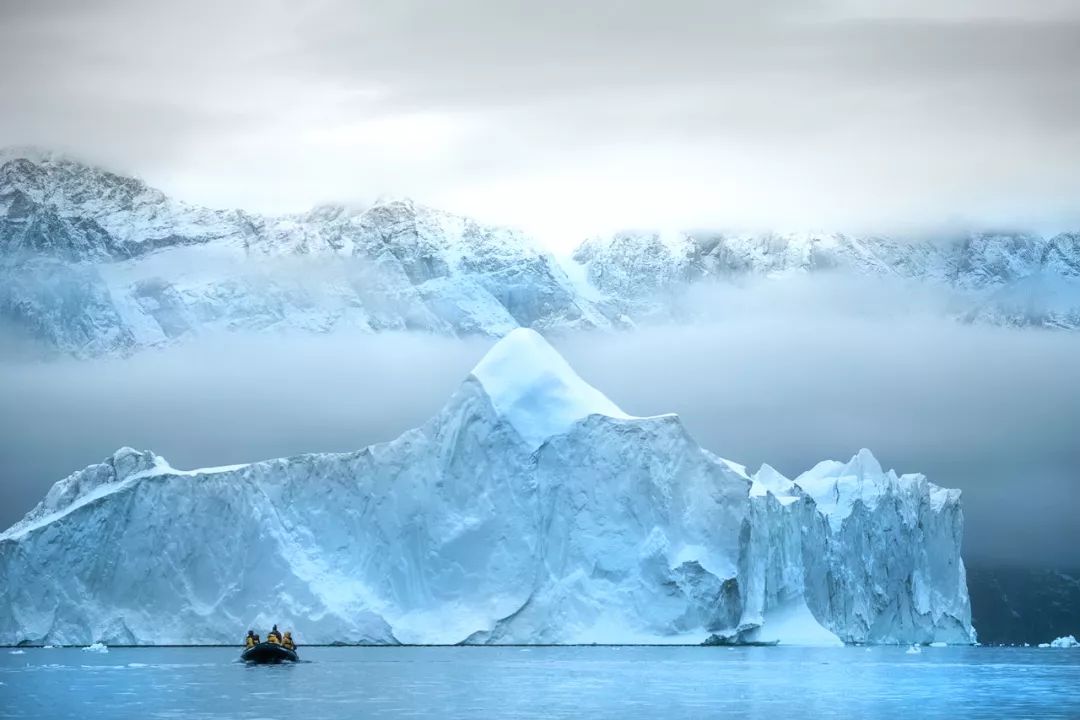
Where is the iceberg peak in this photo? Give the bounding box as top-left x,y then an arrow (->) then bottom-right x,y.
0,329 -> 974,647
470,328 -> 632,448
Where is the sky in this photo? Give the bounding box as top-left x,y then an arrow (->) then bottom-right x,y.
2,0 -> 1080,250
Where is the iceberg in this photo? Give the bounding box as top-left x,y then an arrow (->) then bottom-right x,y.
1048,635 -> 1079,648
0,329 -> 974,646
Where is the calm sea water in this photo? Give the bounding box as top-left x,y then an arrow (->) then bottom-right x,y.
0,645 -> 1076,719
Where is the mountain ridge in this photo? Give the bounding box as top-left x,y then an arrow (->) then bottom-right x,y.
3,150 -> 1079,357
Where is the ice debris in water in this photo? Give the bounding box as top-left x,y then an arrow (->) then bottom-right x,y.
81,643 -> 108,653
9,650 -> 24,655
1044,636 -> 1079,648
906,644 -> 922,654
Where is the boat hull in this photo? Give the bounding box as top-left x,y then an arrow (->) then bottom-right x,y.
241,642 -> 298,664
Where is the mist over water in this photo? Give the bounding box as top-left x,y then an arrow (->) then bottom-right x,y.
1,281 -> 1078,568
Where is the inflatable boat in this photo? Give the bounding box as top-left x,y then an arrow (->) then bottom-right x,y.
241,642 -> 299,664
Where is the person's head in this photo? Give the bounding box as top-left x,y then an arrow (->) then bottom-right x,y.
272,624 -> 278,631
247,630 -> 254,636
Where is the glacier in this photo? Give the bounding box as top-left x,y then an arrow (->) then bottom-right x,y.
0,328 -> 974,646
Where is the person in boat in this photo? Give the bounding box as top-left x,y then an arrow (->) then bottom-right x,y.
282,631 -> 295,651
267,625 -> 282,645
244,630 -> 257,649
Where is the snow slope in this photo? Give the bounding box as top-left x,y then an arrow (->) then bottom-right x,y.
0,329 -> 973,646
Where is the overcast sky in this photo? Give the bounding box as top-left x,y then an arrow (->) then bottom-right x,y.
2,0 -> 1079,249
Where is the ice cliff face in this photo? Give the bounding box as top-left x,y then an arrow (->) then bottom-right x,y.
0,329 -> 973,646
0,151 -> 608,356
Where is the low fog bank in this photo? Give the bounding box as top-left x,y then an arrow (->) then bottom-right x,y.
1,311 -> 1078,568
558,318 -> 1080,568
0,332 -> 489,530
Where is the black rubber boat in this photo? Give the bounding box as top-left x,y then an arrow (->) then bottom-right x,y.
242,642 -> 299,664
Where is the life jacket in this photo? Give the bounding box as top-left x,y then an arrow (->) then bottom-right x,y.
245,636 -> 256,648
283,633 -> 294,650
268,634 -> 281,645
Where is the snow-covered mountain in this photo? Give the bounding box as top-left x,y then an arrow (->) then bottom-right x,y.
572,229 -> 1080,329
0,329 -> 974,646
0,151 -> 610,356
4,149 -> 1075,358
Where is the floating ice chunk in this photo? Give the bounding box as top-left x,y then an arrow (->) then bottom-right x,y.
906,644 -> 922,654
9,650 -> 24,655
0,328 -> 975,647
81,642 -> 108,653
1048,635 -> 1079,648
929,641 -> 948,647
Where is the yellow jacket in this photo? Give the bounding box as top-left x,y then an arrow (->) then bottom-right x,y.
245,636 -> 256,648
267,634 -> 281,645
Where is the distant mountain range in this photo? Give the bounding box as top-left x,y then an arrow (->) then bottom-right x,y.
3,150 -> 1079,357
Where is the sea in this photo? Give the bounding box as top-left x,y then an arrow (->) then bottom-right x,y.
1,645 -> 1076,719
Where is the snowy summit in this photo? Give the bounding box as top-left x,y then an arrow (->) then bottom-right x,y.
0,330 -> 974,647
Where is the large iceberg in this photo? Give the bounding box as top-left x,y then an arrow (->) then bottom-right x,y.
0,329 -> 974,646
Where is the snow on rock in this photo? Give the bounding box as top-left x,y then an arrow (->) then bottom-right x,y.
569,229 -> 1080,331
0,154 -> 610,357
0,330 -> 974,646
4,151 -> 1080,359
